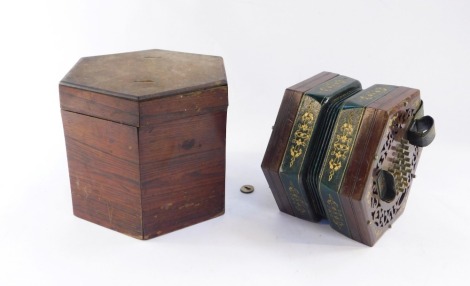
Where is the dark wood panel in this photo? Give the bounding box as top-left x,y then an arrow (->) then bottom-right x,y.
139,86 -> 228,126
344,87 -> 420,246
139,91 -> 227,238
342,106 -> 390,247
61,110 -> 143,238
339,107 -> 378,246
140,148 -> 225,239
345,88 -> 411,201
349,200 -> 374,246
59,85 -> 140,126
139,111 -> 226,163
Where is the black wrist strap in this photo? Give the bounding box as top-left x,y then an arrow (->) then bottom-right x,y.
407,100 -> 435,147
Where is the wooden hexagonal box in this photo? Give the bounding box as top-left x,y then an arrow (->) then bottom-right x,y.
60,49 -> 228,239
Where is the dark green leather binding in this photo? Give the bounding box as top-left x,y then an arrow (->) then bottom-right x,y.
302,77 -> 362,219
317,85 -> 396,236
278,75 -> 361,221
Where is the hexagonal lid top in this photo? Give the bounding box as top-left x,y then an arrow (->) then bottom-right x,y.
60,49 -> 227,101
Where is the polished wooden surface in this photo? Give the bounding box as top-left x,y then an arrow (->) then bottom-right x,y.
60,85 -> 140,127
139,87 -> 227,239
359,88 -> 420,246
61,49 -> 227,101
343,87 -> 421,246
60,50 -> 228,239
61,110 -> 143,238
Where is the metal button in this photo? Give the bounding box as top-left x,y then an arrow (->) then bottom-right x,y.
240,185 -> 254,194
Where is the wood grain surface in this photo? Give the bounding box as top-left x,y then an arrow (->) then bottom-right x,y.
60,85 -> 140,127
344,87 -> 420,246
139,87 -> 227,239
61,110 -> 143,238
61,84 -> 228,239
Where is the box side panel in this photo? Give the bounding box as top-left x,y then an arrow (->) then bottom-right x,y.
140,86 -> 228,126
139,88 -> 227,239
139,111 -> 226,162
60,85 -> 140,126
61,110 -> 143,238
140,148 -> 226,238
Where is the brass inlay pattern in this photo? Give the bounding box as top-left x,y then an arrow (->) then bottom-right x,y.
326,109 -> 363,181
325,86 -> 392,181
359,86 -> 389,101
288,182 -> 307,214
328,121 -> 354,181
317,77 -> 349,93
388,113 -> 399,127
326,194 -> 345,229
288,98 -> 320,167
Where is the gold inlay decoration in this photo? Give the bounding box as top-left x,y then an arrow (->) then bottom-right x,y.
388,113 -> 398,127
288,182 -> 307,214
289,100 -> 318,167
359,86 -> 389,101
326,194 -> 344,229
328,114 -> 354,181
317,77 -> 349,93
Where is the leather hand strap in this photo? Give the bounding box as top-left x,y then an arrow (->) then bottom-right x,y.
407,101 -> 435,147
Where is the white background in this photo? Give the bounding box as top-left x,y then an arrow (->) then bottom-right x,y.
1,0 -> 469,285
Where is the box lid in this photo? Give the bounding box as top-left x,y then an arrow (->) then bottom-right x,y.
60,49 -> 227,101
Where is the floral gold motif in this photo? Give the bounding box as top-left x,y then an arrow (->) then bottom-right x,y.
328,119 -> 354,181
317,77 -> 349,93
289,100 -> 318,167
326,194 -> 345,229
359,86 -> 389,101
289,182 -> 307,214
388,113 -> 398,127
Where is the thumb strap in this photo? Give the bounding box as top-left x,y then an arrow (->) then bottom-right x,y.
407,100 -> 435,147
